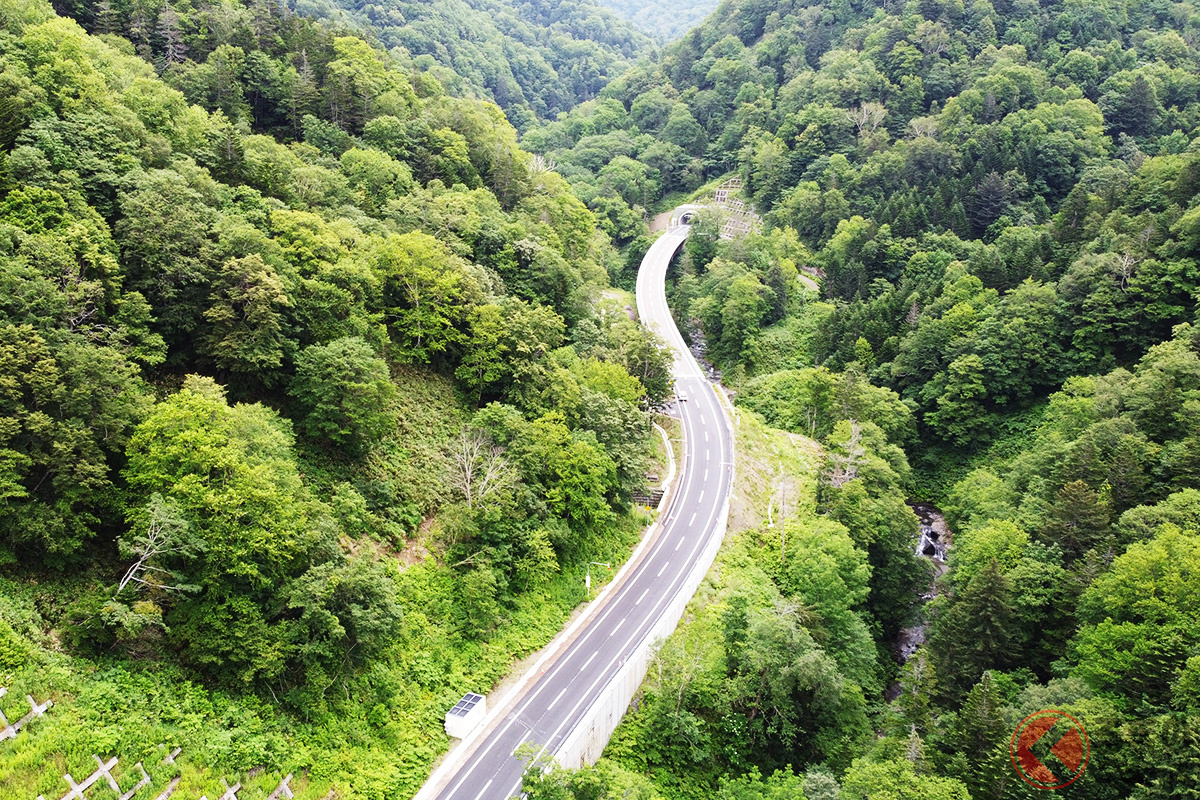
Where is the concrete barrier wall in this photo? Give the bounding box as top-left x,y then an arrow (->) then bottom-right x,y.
413,469 -> 683,800
553,384 -> 734,770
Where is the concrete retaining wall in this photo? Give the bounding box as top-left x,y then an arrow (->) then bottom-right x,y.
553,382 -> 734,769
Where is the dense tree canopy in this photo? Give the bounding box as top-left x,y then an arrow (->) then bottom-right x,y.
512,0 -> 1200,796
0,1 -> 671,795
5,0 -> 1200,796
288,0 -> 654,129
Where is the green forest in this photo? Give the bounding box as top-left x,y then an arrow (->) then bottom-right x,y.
52,0 -> 658,130
2,0 -> 1200,797
591,0 -> 721,44
0,0 -> 674,795
511,0 -> 1200,797
274,0 -> 655,129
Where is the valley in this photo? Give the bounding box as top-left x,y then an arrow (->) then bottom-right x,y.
2,0 -> 1200,798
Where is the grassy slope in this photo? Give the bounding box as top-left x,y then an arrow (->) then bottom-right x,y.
0,368 -> 649,800
726,401 -> 822,535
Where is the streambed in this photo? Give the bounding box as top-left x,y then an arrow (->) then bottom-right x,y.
896,503 -> 952,662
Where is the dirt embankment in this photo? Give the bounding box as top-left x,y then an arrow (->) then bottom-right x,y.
649,210 -> 674,232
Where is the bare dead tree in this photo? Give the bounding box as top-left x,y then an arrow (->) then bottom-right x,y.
157,5 -> 187,67
909,116 -> 939,138
827,421 -> 866,488
772,599 -> 818,633
118,493 -> 197,594
449,428 -> 514,509
905,298 -> 921,327
529,153 -> 557,175
848,102 -> 887,136
906,727 -> 925,765
1113,251 -> 1140,290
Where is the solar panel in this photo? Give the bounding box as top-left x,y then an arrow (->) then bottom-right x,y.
447,692 -> 484,717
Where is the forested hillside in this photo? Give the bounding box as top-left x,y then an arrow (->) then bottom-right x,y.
592,0 -> 720,43
0,0 -> 672,795
54,0 -> 654,131
517,0 -> 1200,797
5,0 -> 1200,795
281,0 -> 651,129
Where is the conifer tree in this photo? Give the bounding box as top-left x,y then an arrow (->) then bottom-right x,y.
969,171 -> 1012,235
948,672 -> 1011,800
1105,75 -> 1160,138
929,559 -> 1016,698
898,649 -> 937,734
157,5 -> 186,67
1043,480 -> 1110,561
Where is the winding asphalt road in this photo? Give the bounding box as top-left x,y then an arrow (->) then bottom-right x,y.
419,222 -> 733,800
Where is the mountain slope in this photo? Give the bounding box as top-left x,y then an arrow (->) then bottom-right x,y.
592,0 -> 720,43
513,0 -> 1200,797
294,0 -> 655,128
0,0 -> 675,796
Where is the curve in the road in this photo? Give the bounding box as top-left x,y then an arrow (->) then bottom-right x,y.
417,223 -> 733,800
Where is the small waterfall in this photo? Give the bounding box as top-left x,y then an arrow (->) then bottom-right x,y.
912,502 -> 950,577
895,503 -> 953,662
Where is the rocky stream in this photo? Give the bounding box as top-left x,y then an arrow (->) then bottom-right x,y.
896,503 -> 953,661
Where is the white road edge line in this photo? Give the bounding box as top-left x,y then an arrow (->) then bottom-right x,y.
515,465 -> 727,795
503,397 -> 730,800
434,227 -> 735,800
435,399 -> 710,797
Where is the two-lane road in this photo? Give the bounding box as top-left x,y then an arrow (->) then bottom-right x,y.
420,223 -> 732,800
